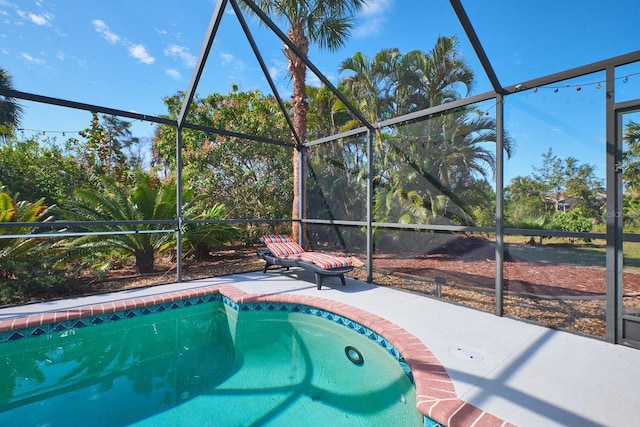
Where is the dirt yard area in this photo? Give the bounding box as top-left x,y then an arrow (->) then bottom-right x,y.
356,237 -> 640,338
20,238 -> 640,339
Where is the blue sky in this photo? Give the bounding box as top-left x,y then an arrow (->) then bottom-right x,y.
2,0 -> 640,184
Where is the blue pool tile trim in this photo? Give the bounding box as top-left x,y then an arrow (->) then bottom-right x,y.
4,295 -> 412,384
0,293 -> 222,344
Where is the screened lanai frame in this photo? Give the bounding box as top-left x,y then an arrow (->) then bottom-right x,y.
2,0 -> 640,347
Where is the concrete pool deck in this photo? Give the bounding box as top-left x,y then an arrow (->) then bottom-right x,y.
1,270 -> 639,426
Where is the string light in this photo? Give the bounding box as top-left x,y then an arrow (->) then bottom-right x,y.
513,71 -> 640,94
17,128 -> 80,136
17,118 -> 144,138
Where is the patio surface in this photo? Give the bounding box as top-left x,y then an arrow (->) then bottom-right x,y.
1,270 -> 638,426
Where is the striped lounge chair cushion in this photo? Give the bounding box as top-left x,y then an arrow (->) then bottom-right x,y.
261,235 -> 305,257
297,252 -> 352,269
261,234 -> 352,269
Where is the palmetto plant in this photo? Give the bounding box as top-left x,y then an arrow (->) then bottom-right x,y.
55,174 -> 179,274
0,191 -> 54,275
168,202 -> 239,260
56,174 -> 238,274
0,189 -> 68,302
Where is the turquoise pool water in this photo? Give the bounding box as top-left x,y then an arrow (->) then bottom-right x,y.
0,299 -> 422,426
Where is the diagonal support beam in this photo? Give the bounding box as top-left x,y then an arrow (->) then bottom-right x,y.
178,0 -> 228,127
229,0 -> 302,147
450,0 -> 503,94
240,0 -> 375,131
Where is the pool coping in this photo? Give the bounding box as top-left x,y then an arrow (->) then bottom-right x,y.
0,284 -> 513,427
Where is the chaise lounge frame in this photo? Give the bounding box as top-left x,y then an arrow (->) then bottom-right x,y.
257,235 -> 354,290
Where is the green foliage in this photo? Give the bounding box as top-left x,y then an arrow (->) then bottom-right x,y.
470,186 -> 497,227
551,209 -> 593,233
0,136 -> 86,205
0,190 -> 53,266
504,175 -> 546,226
0,68 -> 23,141
533,148 -> 604,218
334,40 -> 513,226
306,133 -> 368,225
512,215 -> 552,245
623,120 -> 640,195
66,112 -> 144,183
154,88 -> 293,224
338,38 -> 491,125
550,208 -> 593,243
375,107 -> 505,225
0,190 -> 72,304
505,148 -> 604,227
54,173 -> 178,274
55,173 -> 239,273
622,120 -> 640,232
516,215 -> 551,230
176,203 -> 239,259
306,85 -> 351,139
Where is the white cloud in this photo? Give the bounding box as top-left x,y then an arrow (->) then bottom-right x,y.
92,19 -> 120,44
268,65 -> 280,80
27,11 -> 49,25
355,0 -> 394,38
220,52 -> 234,65
17,9 -> 52,26
129,44 -> 155,64
20,52 -> 45,65
268,59 -> 288,81
360,0 -> 394,16
164,44 -> 196,68
166,69 -> 181,80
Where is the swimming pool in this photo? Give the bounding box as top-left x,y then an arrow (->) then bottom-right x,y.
0,291 -> 425,426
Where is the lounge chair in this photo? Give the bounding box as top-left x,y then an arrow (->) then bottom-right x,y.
257,235 -> 354,290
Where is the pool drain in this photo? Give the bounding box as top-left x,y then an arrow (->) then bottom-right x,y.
345,345 -> 364,365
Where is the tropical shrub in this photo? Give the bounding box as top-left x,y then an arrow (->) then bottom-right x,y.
0,190 -> 71,303
55,173 -> 239,274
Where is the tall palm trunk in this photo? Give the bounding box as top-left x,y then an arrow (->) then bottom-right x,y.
238,0 -> 365,244
288,25 -> 309,244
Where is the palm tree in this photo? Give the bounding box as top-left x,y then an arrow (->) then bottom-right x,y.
0,68 -> 23,141
338,39 -> 513,225
239,0 -> 366,243
338,48 -> 402,124
623,120 -> 640,195
621,120 -> 640,230
338,37 -> 475,122
397,36 -> 475,111
378,109 -> 507,225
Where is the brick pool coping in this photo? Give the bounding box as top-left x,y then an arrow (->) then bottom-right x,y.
0,285 -> 514,427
